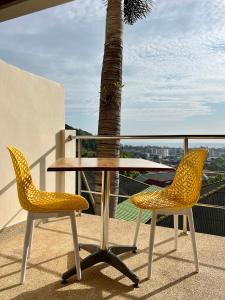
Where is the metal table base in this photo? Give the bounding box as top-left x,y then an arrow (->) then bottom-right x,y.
62,244 -> 139,287
62,171 -> 140,287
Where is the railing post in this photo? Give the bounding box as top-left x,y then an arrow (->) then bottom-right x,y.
78,139 -> 81,195
184,136 -> 189,153
183,136 -> 189,235
77,139 -> 82,216
61,129 -> 76,194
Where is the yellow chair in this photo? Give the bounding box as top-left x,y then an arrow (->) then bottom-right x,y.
131,149 -> 208,278
7,145 -> 89,284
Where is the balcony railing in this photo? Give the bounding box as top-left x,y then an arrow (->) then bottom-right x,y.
66,134 -> 225,234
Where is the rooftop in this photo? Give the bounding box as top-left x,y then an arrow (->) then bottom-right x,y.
1,214 -> 225,299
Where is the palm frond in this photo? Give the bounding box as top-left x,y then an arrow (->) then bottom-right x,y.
124,0 -> 153,25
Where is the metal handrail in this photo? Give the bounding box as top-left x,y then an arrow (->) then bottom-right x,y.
70,133 -> 225,234
196,203 -> 225,210
67,134 -> 225,141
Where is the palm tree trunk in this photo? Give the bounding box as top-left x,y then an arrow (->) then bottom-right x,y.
94,0 -> 123,217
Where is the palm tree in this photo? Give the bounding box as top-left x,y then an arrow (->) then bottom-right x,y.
94,0 -> 153,217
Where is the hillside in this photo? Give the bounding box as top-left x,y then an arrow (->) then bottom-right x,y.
65,124 -> 96,156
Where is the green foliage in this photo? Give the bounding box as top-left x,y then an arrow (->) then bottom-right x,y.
206,175 -> 224,184
113,81 -> 125,89
65,124 -> 96,156
205,157 -> 225,171
124,0 -> 153,25
100,86 -> 108,103
120,150 -> 140,178
100,82 -> 124,104
122,170 -> 140,179
120,150 -> 135,158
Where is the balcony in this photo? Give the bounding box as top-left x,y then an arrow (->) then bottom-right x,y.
1,214 -> 225,299
0,0 -> 225,300
1,132 -> 225,299
1,60 -> 225,299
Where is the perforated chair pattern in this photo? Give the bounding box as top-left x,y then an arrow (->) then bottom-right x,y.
131,149 -> 208,278
131,150 -> 207,210
8,145 -> 89,283
8,146 -> 88,212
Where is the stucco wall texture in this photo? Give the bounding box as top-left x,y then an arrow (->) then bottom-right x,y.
0,59 -> 65,229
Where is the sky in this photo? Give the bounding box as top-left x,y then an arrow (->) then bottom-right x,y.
1,0 -> 225,136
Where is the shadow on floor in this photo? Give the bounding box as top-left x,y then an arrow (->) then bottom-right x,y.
8,268 -> 197,300
10,267 -> 134,300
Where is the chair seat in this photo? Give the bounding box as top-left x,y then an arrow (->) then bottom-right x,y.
131,188 -> 192,211
26,186 -> 89,212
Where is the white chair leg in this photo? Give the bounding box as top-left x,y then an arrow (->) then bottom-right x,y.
174,214 -> 178,250
21,213 -> 33,284
147,211 -> 157,279
27,220 -> 34,259
70,212 -> 81,281
183,215 -> 188,234
133,209 -> 142,247
187,209 -> 199,272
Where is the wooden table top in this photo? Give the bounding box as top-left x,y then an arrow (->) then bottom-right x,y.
47,157 -> 174,172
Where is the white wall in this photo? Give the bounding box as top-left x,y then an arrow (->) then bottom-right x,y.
0,59 -> 65,229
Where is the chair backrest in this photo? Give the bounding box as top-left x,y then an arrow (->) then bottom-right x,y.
169,149 -> 208,206
7,145 -> 36,210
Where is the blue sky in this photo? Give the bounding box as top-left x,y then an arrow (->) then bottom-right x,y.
1,0 -> 225,135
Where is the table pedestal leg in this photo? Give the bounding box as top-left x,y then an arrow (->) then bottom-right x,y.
62,171 -> 140,287
100,171 -> 110,250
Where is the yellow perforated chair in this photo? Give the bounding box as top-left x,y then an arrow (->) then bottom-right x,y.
131,149 -> 208,278
8,145 -> 89,284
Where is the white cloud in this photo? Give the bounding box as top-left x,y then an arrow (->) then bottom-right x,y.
123,100 -> 213,122
54,0 -> 106,23
122,0 -> 225,124
1,0 -> 225,133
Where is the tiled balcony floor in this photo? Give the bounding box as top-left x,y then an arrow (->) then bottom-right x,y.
0,214 -> 225,300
